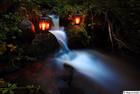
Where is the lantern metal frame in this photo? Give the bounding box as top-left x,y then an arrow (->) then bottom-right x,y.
39,16 -> 53,32
73,13 -> 83,25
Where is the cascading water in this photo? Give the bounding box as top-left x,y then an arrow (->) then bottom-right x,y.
48,15 -> 129,94
49,15 -> 59,30
49,15 -> 70,53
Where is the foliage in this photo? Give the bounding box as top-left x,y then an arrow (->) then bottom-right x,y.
67,27 -> 90,48
0,43 -> 7,55
0,0 -> 139,66
0,12 -> 19,62
0,0 -> 139,93
0,81 -> 41,94
0,10 -> 33,66
0,83 -> 16,94
26,85 -> 40,94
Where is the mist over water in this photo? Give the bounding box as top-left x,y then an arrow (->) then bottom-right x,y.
48,15 -> 130,94
55,50 -> 125,92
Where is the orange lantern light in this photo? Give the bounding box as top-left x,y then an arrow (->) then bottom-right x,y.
75,16 -> 81,25
39,21 -> 50,31
39,17 -> 52,31
73,14 -> 82,25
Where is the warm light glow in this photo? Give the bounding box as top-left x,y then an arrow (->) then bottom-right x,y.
75,17 -> 81,25
31,23 -> 35,33
39,21 -> 50,31
42,22 -> 46,31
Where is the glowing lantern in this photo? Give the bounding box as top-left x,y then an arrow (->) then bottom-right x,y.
39,21 -> 50,31
39,17 -> 52,31
73,14 -> 82,25
75,17 -> 81,25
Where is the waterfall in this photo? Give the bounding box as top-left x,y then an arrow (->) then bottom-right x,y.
48,14 -> 126,94
48,15 -> 70,53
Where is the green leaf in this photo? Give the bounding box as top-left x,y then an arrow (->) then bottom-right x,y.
26,85 -> 34,89
8,83 -> 12,87
2,89 -> 8,94
11,84 -> 16,89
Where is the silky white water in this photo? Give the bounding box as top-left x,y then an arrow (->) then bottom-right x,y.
48,15 -> 127,94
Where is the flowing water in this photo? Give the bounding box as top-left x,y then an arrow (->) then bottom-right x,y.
47,15 -> 138,94
49,15 -> 70,53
